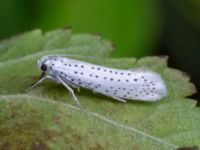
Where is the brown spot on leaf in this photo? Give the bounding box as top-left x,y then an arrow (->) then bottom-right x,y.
1,142 -> 12,150
177,146 -> 199,150
42,129 -> 56,141
63,26 -> 72,30
53,115 -> 61,124
32,141 -> 46,150
26,76 -> 40,81
157,55 -> 169,61
90,143 -> 105,150
72,133 -> 82,143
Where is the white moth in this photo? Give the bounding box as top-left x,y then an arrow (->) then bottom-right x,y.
27,55 -> 167,108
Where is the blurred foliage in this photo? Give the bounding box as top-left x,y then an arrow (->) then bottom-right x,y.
162,0 -> 200,99
173,0 -> 200,28
0,0 -> 163,57
0,0 -> 36,37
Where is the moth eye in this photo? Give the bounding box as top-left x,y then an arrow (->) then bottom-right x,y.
41,64 -> 47,71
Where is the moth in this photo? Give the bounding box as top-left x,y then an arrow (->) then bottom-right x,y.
27,55 -> 167,108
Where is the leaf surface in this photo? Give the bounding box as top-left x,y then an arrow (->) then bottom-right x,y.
0,29 -> 199,150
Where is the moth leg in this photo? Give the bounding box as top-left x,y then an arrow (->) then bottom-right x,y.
66,82 -> 80,92
58,74 -> 80,92
77,87 -> 80,92
64,80 -> 79,90
65,82 -> 80,92
111,96 -> 127,103
56,76 -> 82,109
26,72 -> 47,92
93,90 -> 97,94
100,92 -> 127,103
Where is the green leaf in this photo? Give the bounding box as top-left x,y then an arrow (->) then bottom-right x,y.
42,28 -> 72,50
0,28 -> 114,62
0,29 -> 43,61
0,29 -> 199,149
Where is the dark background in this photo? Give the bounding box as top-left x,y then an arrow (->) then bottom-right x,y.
0,0 -> 199,100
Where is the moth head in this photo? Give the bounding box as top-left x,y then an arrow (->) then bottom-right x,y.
37,55 -> 53,72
